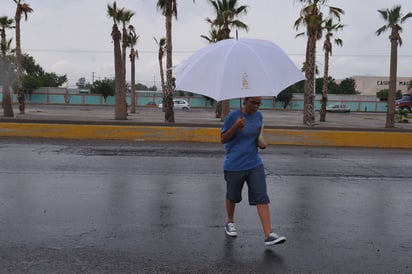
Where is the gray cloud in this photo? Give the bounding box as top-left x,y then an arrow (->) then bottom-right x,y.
1,0 -> 411,87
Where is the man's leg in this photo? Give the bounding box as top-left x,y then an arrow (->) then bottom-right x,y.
226,198 -> 236,223
257,203 -> 272,237
225,198 -> 238,236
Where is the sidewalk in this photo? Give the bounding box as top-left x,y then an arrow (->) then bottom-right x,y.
3,104 -> 412,129
1,104 -> 412,148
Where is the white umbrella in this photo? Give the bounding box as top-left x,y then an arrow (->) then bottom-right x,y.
174,38 -> 305,101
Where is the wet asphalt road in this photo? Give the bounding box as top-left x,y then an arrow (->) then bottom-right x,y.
0,138 -> 412,273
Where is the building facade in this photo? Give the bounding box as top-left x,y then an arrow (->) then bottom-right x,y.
351,76 -> 412,96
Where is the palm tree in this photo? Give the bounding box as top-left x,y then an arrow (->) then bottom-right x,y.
118,8 -> 134,116
294,0 -> 342,126
157,0 -> 195,123
107,1 -> 127,120
206,0 -> 249,121
156,0 -> 177,123
14,0 -> 33,115
0,16 -> 14,49
119,9 -> 135,82
376,5 -> 412,128
153,36 -> 166,111
128,25 -> 139,114
319,18 -> 344,122
0,16 -> 15,117
200,28 -> 219,44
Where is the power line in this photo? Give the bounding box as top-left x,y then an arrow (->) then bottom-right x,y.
22,48 -> 412,58
22,48 -> 195,54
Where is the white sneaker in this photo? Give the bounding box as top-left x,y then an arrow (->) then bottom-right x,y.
224,222 -> 237,237
264,232 -> 286,246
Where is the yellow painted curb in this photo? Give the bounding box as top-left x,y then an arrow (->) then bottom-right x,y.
0,123 -> 220,143
265,129 -> 412,148
1,123 -> 412,148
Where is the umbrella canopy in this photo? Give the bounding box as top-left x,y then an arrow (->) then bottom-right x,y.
174,38 -> 305,101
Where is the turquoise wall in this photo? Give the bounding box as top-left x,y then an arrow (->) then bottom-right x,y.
0,93 -> 388,112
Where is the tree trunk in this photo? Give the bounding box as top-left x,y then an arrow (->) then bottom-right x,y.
164,9 -> 174,123
303,36 -> 316,127
121,26 -> 128,116
1,68 -> 14,117
15,12 -> 25,114
220,100 -> 229,121
159,57 -> 166,112
112,25 -> 127,120
215,102 -> 222,118
320,49 -> 330,122
130,49 -> 136,114
385,33 -> 397,128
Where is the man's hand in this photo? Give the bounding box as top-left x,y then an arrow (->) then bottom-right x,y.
236,117 -> 246,130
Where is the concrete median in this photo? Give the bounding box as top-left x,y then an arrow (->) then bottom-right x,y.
1,122 -> 412,148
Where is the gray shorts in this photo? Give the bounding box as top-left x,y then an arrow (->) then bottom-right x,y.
224,164 -> 270,205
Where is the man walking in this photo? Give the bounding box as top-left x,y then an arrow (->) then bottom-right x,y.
220,97 -> 286,246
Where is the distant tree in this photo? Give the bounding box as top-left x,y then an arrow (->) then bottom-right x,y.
315,78 -> 323,94
107,1 -> 127,120
154,36 -> 166,110
14,72 -> 66,96
324,77 -> 340,94
200,27 -> 219,43
156,0 -> 177,123
21,54 -> 43,76
0,16 -> 15,117
39,72 -> 67,87
128,25 -> 139,113
294,0 -> 343,126
0,15 -> 15,117
90,78 -> 115,103
338,77 -> 357,94
135,83 -> 149,90
22,74 -> 40,95
21,54 -> 67,88
206,0 -> 249,121
14,0 -> 34,114
157,0 -> 196,123
0,16 -> 14,56
376,89 -> 403,101
320,18 -> 344,122
276,80 -> 304,108
376,5 -> 412,128
118,8 -> 135,113
316,77 -> 340,94
276,90 -> 294,109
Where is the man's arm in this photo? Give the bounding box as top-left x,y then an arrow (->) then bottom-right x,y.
221,117 -> 245,144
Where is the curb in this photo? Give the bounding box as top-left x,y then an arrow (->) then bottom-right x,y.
1,122 -> 412,148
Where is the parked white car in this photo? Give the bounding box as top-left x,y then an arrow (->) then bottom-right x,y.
158,99 -> 190,111
326,103 -> 350,113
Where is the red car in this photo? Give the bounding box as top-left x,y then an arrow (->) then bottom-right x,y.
145,101 -> 158,108
396,95 -> 412,113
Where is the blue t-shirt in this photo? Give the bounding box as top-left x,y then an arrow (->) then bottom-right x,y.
221,109 -> 263,171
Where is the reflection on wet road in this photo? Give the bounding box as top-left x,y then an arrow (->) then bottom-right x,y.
1,138 -> 411,273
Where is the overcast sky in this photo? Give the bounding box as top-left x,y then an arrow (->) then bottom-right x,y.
1,0 -> 412,88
